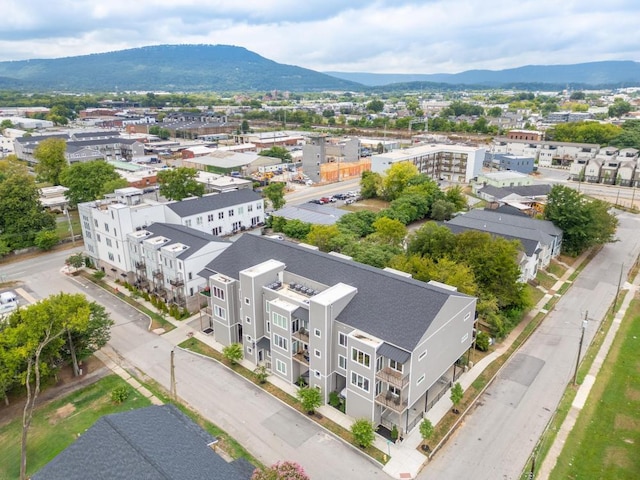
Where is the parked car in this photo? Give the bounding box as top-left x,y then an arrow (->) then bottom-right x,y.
319,197 -> 332,204
345,198 -> 356,205
333,193 -> 348,200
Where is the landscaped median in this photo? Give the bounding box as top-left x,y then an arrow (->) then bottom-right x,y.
178,337 -> 389,465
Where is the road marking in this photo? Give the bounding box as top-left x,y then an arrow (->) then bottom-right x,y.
15,287 -> 37,304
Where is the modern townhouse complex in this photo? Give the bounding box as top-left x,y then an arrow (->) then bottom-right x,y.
127,223 -> 229,311
569,147 -> 640,186
164,189 -> 264,236
79,188 -> 264,310
370,143 -> 485,183
445,209 -> 562,282
492,137 -> 599,168
198,235 -> 477,435
14,131 -> 145,164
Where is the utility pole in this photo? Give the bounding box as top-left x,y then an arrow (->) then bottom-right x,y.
64,208 -> 76,245
573,311 -> 588,385
170,348 -> 177,400
612,263 -> 624,314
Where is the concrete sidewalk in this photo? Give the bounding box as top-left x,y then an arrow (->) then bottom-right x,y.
536,271 -> 640,479
95,251 -> 590,480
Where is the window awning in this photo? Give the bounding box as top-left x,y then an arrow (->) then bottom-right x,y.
377,342 -> 411,364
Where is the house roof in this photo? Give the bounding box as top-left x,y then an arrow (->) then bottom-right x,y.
444,223 -> 540,257
451,208 -> 561,238
166,190 -> 262,218
199,235 -> 472,352
33,404 -> 252,480
144,222 -> 228,260
274,203 -> 348,225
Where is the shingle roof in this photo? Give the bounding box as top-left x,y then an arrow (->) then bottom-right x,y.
33,405 -> 251,480
145,222 -> 228,259
458,208 -> 561,237
200,235 -> 472,351
444,223 -> 540,256
166,190 -> 262,217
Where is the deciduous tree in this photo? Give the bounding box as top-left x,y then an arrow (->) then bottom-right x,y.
382,162 -> 420,201
34,137 -> 67,185
258,146 -> 292,162
263,182 -> 286,210
251,461 -> 310,480
157,167 -> 205,201
60,160 -> 126,205
351,418 -> 375,448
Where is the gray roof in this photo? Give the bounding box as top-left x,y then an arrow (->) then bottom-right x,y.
377,342 -> 411,364
33,405 -> 251,480
166,190 -> 262,217
274,203 -> 348,225
444,210 -> 553,248
477,183 -> 551,200
199,235 -> 471,351
459,208 -> 561,238
444,223 -> 540,257
145,222 -> 228,260
71,130 -> 121,139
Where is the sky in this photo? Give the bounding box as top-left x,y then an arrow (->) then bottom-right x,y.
2,0 -> 640,74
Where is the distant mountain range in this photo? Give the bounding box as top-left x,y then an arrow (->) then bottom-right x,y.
0,44 -> 360,93
326,61 -> 640,87
0,44 -> 637,92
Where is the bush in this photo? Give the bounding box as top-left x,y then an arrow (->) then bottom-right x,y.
222,343 -> 243,365
351,418 -> 375,448
297,386 -> 322,414
254,365 -> 268,384
450,382 -> 463,414
328,391 -> 341,408
391,425 -> 399,441
419,418 -> 434,441
34,230 -> 59,250
92,270 -> 106,280
111,385 -> 130,404
475,331 -> 490,351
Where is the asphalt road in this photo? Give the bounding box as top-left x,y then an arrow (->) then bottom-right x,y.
421,210 -> 640,479
2,248 -> 388,480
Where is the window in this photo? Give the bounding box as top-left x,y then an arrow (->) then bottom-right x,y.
247,346 -> 253,355
376,356 -> 383,372
275,359 -> 287,375
106,238 -> 112,247
266,303 -> 270,313
419,349 -> 428,361
338,332 -> 347,347
185,219 -> 192,227
212,286 -> 224,300
314,370 -> 321,379
273,333 -> 288,351
245,335 -> 252,343
464,312 -> 471,322
228,209 -> 234,217
218,212 -> 224,219
108,252 -> 114,261
104,223 -> 109,232
188,272 -> 192,280
248,205 -> 253,212
417,374 -> 425,386
213,305 -> 226,320
97,234 -> 101,242
196,216 -> 203,225
113,228 -> 117,236
314,328 -> 321,338
94,219 -> 98,227
389,359 -> 403,373
338,355 -> 347,370
246,316 -> 252,324
266,322 -> 271,333
244,297 -> 250,305
189,287 -> 194,296
351,372 -> 370,392
208,214 -> 215,222
238,206 -> 244,215
212,226 -> 222,236
256,203 -> 262,210
375,381 -> 383,396
314,349 -> 321,358
272,312 -> 287,329
461,333 -> 469,343
352,348 -> 370,368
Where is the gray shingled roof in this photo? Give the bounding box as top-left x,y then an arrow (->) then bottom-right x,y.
458,208 -> 561,237
166,190 -> 262,217
33,405 -> 251,480
477,183 -> 551,200
145,222 -> 228,260
444,223 -> 540,256
199,235 -> 471,351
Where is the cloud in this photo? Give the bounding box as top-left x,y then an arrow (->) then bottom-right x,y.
1,0 -> 639,74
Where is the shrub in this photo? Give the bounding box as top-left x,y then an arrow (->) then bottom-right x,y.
251,461 -> 309,480
222,343 -> 243,365
391,425 -> 399,441
34,230 -> 59,250
92,270 -> 106,280
450,382 -> 463,414
254,365 -> 268,384
419,418 -> 434,442
475,331 -> 490,351
328,391 -> 341,408
111,385 -> 130,404
351,418 -> 375,448
297,386 -> 322,414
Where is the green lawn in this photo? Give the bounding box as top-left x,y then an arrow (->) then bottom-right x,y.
535,270 -> 557,290
0,375 -> 151,479
54,210 -> 82,239
549,299 -> 640,479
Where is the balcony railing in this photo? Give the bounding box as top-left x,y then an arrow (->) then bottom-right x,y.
135,261 -> 146,270
293,350 -> 309,365
153,270 -> 163,280
169,278 -> 184,287
375,391 -> 408,412
292,328 -> 309,343
376,367 -> 410,389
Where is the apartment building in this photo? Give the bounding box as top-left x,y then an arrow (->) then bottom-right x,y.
370,144 -> 485,183
492,137 -> 599,167
198,235 -> 477,435
127,223 -> 229,311
164,190 -> 265,236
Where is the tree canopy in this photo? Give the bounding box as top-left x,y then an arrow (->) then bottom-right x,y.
262,182 -> 286,210
34,137 -> 67,185
157,167 -> 205,201
544,185 -> 618,255
258,146 -> 292,162
60,160 -> 125,206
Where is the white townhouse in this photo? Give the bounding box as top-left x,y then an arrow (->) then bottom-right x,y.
163,190 -> 265,237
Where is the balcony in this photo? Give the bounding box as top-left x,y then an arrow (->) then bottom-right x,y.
293,349 -> 310,365
135,261 -> 146,270
199,288 -> 211,297
376,367 -> 410,389
169,278 -> 184,287
375,391 -> 408,413
292,327 -> 309,343
153,270 -> 163,280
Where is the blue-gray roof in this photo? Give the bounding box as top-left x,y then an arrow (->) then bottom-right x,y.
200,235 -> 472,351
33,405 -> 252,480
274,203 -> 348,225
145,222 -> 228,259
166,190 -> 262,217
